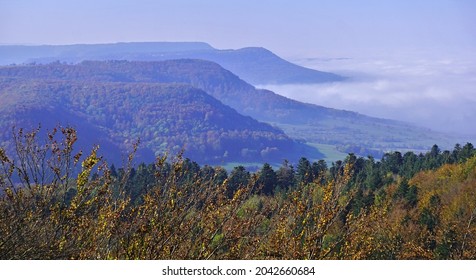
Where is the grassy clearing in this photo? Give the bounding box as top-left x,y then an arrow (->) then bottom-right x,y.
308,143 -> 348,163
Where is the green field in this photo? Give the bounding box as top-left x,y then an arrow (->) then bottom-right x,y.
307,143 -> 349,163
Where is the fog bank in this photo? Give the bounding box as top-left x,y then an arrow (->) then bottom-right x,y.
261,50 -> 476,136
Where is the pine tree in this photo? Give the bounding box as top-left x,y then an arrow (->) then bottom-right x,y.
258,163 -> 277,195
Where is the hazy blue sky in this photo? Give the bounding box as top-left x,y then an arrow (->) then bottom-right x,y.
1,0 -> 475,57
1,0 -> 475,135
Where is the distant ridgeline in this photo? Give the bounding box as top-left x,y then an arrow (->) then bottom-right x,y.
0,42 -> 344,85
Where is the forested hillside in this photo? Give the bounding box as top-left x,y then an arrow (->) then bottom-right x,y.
0,128 -> 474,259
0,60 -> 459,159
0,78 -> 309,164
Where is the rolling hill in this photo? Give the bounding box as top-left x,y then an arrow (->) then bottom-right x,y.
0,59 -> 391,122
0,77 -> 314,164
0,60 -> 459,161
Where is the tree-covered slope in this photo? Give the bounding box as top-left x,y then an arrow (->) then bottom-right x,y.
0,60 -> 457,157
0,78 -> 310,164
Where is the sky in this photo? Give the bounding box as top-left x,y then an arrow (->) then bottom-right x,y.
1,0 -> 475,57
1,0 -> 475,135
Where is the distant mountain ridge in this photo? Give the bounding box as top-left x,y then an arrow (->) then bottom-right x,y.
0,42 -> 344,85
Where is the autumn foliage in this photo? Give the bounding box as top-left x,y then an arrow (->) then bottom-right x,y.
1,127 -> 475,259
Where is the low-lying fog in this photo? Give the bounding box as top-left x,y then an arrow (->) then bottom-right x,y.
260,50 -> 476,137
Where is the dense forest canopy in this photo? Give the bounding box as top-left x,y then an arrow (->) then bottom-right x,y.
0,78 -> 311,164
